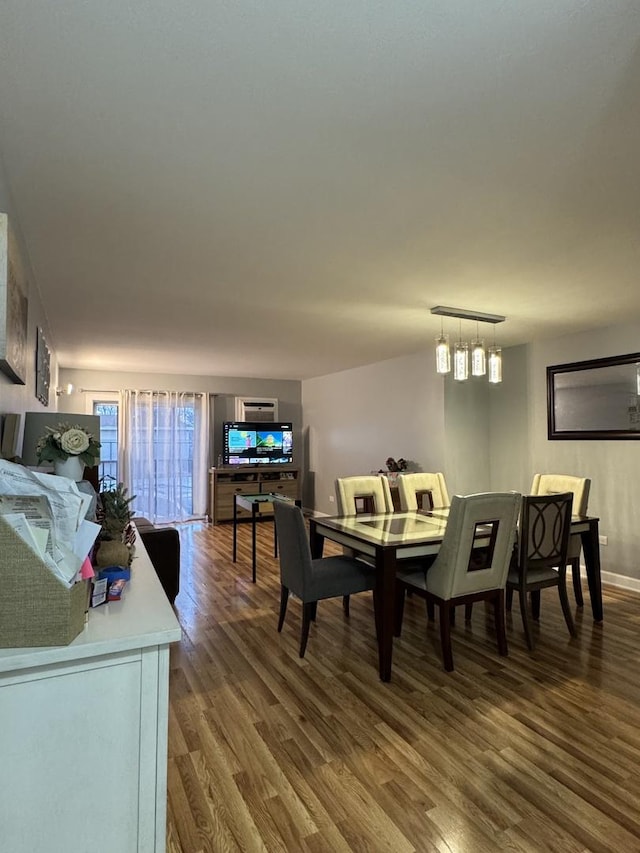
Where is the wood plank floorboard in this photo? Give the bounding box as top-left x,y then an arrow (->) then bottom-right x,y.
166,521 -> 640,852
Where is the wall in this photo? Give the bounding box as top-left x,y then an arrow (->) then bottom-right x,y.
443,369 -> 492,496
58,367 -> 302,467
303,328 -> 640,586
524,322 -> 640,583
302,351 -> 446,516
0,158 -> 58,457
488,344 -> 531,494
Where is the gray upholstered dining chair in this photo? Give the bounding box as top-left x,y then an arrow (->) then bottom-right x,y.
273,500 -> 376,658
506,491 -> 577,651
335,474 -> 394,515
394,492 -> 520,671
530,474 -> 591,606
396,472 -> 450,511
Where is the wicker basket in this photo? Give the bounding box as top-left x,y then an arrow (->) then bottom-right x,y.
0,516 -> 88,647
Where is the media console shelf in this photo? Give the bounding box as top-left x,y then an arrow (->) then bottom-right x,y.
209,465 -> 300,524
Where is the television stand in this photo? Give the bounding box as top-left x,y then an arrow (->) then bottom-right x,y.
208,465 -> 300,524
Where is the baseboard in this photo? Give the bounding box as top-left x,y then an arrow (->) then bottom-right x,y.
580,565 -> 640,593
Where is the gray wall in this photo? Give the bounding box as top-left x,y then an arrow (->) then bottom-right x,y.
488,344 -> 531,494
302,351 -> 446,516
303,328 -> 640,585
522,322 -> 640,583
58,367 -> 303,469
443,369 -> 492,496
0,157 -> 59,456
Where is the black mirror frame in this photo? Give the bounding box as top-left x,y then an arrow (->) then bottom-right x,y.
547,352 -> 640,440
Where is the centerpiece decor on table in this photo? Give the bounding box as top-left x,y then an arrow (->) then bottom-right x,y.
36,422 -> 101,481
378,457 -> 408,486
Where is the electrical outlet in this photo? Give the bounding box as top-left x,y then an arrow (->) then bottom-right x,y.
329,495 -> 335,502
599,534 -> 608,546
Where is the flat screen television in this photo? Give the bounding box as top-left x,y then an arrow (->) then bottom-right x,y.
222,421 -> 293,465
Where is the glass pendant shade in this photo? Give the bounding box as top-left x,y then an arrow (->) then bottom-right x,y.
435,334 -> 451,374
488,345 -> 502,384
471,340 -> 486,376
453,341 -> 469,381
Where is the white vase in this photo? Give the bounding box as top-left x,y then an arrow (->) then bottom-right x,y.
54,455 -> 85,481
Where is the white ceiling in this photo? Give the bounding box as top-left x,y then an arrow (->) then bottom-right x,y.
0,1 -> 639,380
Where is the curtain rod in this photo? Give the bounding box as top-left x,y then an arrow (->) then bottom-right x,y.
79,388 -> 204,397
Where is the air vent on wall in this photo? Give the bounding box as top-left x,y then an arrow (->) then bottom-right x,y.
234,397 -> 279,422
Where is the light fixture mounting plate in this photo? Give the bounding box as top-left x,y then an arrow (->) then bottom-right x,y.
431,306 -> 505,324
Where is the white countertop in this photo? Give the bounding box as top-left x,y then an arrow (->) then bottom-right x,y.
0,536 -> 182,674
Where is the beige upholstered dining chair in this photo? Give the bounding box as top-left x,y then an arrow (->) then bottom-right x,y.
397,472 -> 450,512
394,492 -> 521,671
530,473 -> 591,606
334,474 -> 393,614
335,475 -> 394,515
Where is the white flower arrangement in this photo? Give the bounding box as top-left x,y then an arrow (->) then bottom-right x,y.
36,422 -> 101,467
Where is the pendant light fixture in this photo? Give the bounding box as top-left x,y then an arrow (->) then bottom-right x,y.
471,322 -> 486,377
431,306 -> 505,384
488,345 -> 502,384
453,320 -> 469,381
435,317 -> 451,374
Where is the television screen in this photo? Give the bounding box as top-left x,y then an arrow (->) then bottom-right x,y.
223,421 -> 293,465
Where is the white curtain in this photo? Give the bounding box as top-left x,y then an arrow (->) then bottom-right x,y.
119,390 -> 209,523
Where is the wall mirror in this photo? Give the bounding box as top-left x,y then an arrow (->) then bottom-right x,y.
547,352 -> 640,439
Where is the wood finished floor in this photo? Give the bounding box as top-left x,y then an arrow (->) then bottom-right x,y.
167,521 -> 640,853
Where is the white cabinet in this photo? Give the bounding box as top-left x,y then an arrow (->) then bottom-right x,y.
0,536 -> 181,853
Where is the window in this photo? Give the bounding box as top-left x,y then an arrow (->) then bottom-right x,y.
123,390 -> 208,522
93,402 -> 119,485
131,400 -> 196,518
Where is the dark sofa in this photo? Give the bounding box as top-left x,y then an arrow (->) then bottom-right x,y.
134,517 -> 180,604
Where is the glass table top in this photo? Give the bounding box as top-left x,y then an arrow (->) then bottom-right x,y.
313,510 -> 448,547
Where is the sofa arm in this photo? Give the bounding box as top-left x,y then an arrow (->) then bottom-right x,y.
138,526 -> 180,604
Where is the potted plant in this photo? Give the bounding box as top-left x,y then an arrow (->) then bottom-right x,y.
95,482 -> 137,568
36,422 -> 101,480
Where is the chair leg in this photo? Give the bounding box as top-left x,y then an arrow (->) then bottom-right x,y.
438,601 -> 454,671
519,588 -> 535,651
310,601 -> 318,621
394,585 -> 406,637
506,586 -> 513,611
299,602 -> 315,657
464,604 -> 473,622
570,557 -> 584,607
342,594 -> 350,617
493,590 -> 508,657
373,588 -> 381,644
531,590 -> 541,621
558,575 -> 578,639
426,599 -> 435,621
277,584 -> 289,632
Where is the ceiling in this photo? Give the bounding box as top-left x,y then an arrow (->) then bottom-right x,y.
0,1 -> 639,381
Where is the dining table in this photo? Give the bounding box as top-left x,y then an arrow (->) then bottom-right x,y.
309,508 -> 603,682
232,492 -> 300,582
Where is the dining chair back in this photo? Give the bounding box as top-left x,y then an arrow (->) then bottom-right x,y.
273,500 -> 375,657
395,491 -> 520,671
397,472 -> 450,512
507,491 -> 576,650
335,475 -> 394,515
530,473 -> 590,606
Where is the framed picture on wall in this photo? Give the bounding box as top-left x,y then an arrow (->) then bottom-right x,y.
0,213 -> 29,384
35,326 -> 50,406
